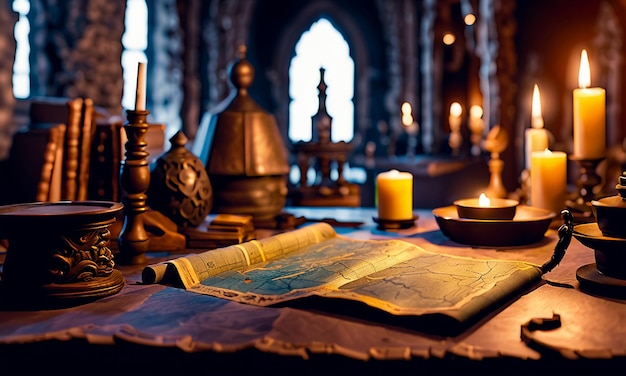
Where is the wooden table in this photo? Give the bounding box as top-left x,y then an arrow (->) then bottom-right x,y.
0,207 -> 625,374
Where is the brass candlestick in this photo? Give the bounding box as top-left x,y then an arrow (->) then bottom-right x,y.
566,155 -> 604,219
117,109 -> 151,265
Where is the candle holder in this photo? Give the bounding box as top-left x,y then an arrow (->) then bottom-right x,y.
570,171 -> 626,298
372,215 -> 418,231
565,155 -> 604,220
483,125 -> 509,199
117,109 -> 151,265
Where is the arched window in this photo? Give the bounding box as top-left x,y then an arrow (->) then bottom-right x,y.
121,0 -> 148,110
288,18 -> 366,185
288,18 -> 354,143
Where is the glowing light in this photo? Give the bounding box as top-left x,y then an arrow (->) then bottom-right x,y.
578,49 -> 591,89
531,84 -> 544,129
478,193 -> 491,207
442,33 -> 456,45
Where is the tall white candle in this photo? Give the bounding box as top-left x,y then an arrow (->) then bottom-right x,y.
135,61 -> 147,111
573,50 -> 605,159
530,149 -> 567,214
376,169 -> 413,220
525,84 -> 549,169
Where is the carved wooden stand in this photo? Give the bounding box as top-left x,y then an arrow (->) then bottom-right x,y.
0,201 -> 125,309
117,109 -> 151,265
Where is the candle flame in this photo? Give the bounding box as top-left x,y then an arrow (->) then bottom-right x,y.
479,193 -> 490,207
450,102 -> 462,117
470,105 -> 483,119
531,84 -> 544,129
401,102 -> 414,127
578,49 -> 591,89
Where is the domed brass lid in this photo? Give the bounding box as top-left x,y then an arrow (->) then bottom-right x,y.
193,45 -> 289,177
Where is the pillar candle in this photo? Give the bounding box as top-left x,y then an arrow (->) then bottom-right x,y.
525,84 -> 549,169
530,149 -> 567,214
573,50 -> 605,159
376,169 -> 413,220
135,61 -> 147,111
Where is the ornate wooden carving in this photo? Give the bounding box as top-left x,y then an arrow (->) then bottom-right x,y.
0,201 -> 124,307
4,225 -> 116,285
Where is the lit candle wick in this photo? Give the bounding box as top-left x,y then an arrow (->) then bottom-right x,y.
578,49 -> 591,89
478,193 -> 491,207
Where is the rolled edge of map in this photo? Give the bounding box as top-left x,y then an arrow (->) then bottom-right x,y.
142,263 -> 168,284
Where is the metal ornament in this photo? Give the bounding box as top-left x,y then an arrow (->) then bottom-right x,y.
148,130 -> 213,228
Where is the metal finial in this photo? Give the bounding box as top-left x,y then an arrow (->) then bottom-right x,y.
238,44 -> 247,59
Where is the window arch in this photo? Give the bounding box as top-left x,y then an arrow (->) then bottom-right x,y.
288,18 -> 354,143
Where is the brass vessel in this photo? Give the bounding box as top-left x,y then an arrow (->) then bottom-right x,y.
192,46 -> 289,221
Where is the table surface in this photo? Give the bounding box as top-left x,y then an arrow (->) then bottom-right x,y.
0,206 -> 625,374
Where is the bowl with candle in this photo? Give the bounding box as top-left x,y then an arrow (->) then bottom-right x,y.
454,193 -> 519,221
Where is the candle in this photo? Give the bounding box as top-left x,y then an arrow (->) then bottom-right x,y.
530,149 -> 567,214
135,61 -> 147,111
376,169 -> 413,220
525,84 -> 549,169
401,101 -> 418,135
468,105 -> 484,134
448,102 -> 462,132
573,49 -> 605,159
454,193 -> 518,220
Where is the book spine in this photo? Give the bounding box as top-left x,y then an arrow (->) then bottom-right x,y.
77,98 -> 94,201
62,98 -> 83,201
36,124 -> 62,201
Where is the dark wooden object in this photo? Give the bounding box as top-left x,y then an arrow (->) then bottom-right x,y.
0,201 -> 124,308
117,109 -> 151,265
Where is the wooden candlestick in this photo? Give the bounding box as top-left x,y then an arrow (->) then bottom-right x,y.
117,109 -> 151,265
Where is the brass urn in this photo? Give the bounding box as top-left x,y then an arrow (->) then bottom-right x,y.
192,46 -> 289,222
148,130 -> 213,228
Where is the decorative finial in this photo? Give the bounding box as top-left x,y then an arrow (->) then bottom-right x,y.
230,44 -> 254,91
170,129 -> 189,148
